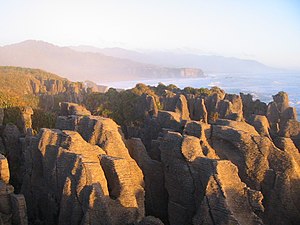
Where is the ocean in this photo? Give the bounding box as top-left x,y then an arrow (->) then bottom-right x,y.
101,73 -> 300,116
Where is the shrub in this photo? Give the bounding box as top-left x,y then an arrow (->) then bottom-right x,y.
32,109 -> 56,132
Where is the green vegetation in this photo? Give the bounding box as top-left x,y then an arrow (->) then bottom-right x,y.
183,87 -> 212,96
32,109 -> 56,132
2,107 -> 22,128
84,83 -> 165,126
153,82 -> 180,95
85,87 -> 145,126
0,66 -> 66,108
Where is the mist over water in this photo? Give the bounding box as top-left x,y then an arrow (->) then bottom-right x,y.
102,73 -> 300,115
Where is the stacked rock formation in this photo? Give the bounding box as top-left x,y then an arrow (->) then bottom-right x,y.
1,86 -> 300,225
125,89 -> 300,225
29,76 -> 87,111
0,154 -> 28,225
267,92 -> 300,149
20,107 -> 34,134
20,102 -> 162,225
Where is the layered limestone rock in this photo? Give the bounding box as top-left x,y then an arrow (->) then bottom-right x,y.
159,132 -> 196,225
189,98 -> 208,123
126,138 -> 168,224
160,91 -> 178,112
161,93 -> 190,121
183,121 -> 217,159
55,92 -> 300,224
2,87 -> 300,225
0,154 -> 28,225
272,136 -> 300,166
148,87 -> 300,224
136,94 -> 158,119
175,94 -> 190,120
30,78 -> 86,100
211,119 -> 300,225
159,131 -> 263,225
2,124 -> 22,192
185,94 -> 196,119
267,92 -> 297,133
59,102 -> 91,116
151,95 -> 192,136
205,88 -> 225,122
265,92 -> 300,151
124,94 -> 161,153
20,104 -> 160,224
216,94 -> 243,121
240,93 -> 267,119
28,77 -> 87,111
157,110 -> 182,132
56,103 -> 148,181
0,154 -> 10,184
10,194 -> 28,225
248,115 -> 271,138
20,107 -> 33,134
279,119 -> 300,149
193,160 -> 264,225
21,127 -> 146,225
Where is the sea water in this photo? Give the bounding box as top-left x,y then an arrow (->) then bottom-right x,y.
101,73 -> 300,115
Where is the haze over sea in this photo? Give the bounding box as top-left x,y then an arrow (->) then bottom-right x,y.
102,72 -> 300,115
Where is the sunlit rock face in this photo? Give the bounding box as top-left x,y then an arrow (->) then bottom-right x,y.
21,112 -> 148,225
158,131 -> 264,225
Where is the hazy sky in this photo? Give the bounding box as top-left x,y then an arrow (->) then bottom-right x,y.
0,0 -> 299,69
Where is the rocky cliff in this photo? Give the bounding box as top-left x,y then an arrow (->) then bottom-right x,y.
122,85 -> 300,225
0,153 -> 28,225
0,66 -> 87,111
0,82 -> 299,225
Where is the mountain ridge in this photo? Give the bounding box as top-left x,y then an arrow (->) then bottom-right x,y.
0,40 -> 204,83
70,44 -> 283,73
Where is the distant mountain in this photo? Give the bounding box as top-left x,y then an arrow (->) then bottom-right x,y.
70,46 -> 281,74
0,40 -> 204,82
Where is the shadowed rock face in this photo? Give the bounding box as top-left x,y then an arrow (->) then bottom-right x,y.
175,95 -> 190,121
186,96 -> 208,123
2,124 -> 22,192
247,115 -> 271,138
0,154 -> 28,225
216,94 -> 243,121
126,138 -> 168,224
240,93 -> 267,119
160,94 -> 190,121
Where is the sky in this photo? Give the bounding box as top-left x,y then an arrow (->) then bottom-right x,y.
0,0 -> 299,70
